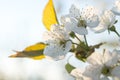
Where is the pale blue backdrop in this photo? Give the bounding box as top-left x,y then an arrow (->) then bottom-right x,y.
0,0 -> 119,80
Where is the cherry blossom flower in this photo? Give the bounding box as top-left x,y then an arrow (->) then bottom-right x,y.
43,24 -> 72,60
70,68 -> 94,80
61,5 -> 99,35
70,68 -> 84,80
91,10 -> 116,33
83,50 -> 120,80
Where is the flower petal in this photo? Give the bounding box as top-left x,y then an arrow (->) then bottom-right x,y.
111,66 -> 120,79
64,18 -> 78,32
72,27 -> 88,35
83,64 -> 102,80
43,40 -> 72,60
91,22 -> 107,33
44,44 -> 67,60
112,7 -> 120,15
81,6 -> 99,28
91,10 -> 116,33
100,76 -> 109,80
102,10 -> 116,28
65,41 -> 72,53
86,15 -> 99,28
70,68 -> 83,79
69,4 -> 80,19
87,52 -> 103,65
63,17 -> 88,35
104,50 -> 118,66
60,15 -> 72,25
111,0 -> 120,15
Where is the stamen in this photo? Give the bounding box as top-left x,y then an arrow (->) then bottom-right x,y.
101,66 -> 111,76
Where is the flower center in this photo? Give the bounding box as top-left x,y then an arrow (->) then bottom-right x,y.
101,66 -> 111,76
60,40 -> 67,48
77,20 -> 86,28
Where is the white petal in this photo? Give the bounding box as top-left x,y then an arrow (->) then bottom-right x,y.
64,18 -> 78,32
64,17 -> 88,35
113,49 -> 120,61
44,41 -> 71,60
111,0 -> 120,15
111,7 -> 120,15
83,64 -> 101,80
70,68 -> 83,79
104,50 -> 118,66
52,24 -> 70,40
76,78 -> 84,80
100,76 -> 109,80
69,17 -> 78,24
86,15 -> 99,28
92,10 -> 116,33
65,41 -> 72,53
87,52 -> 103,65
105,10 -> 116,27
102,10 -> 116,28
44,44 -> 61,60
69,4 -> 80,19
60,15 -> 72,25
44,44 -> 68,60
111,66 -> 120,79
64,22 -> 73,32
112,77 -> 120,80
72,27 -> 88,35
81,6 -> 99,28
43,31 -> 58,44
91,22 -> 107,33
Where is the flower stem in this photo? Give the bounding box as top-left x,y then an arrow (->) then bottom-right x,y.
74,34 -> 82,42
114,30 -> 120,37
67,39 -> 79,45
84,35 -> 88,47
72,42 -> 79,45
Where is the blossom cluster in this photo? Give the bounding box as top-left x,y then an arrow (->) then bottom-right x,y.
42,0 -> 120,80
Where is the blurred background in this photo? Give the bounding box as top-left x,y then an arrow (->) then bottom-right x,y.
0,0 -> 120,80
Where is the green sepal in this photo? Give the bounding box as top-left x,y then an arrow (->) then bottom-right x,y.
65,63 -> 75,73
69,44 -> 76,52
109,26 -> 116,32
75,42 -> 103,62
69,32 -> 75,38
114,20 -> 118,24
108,26 -> 120,37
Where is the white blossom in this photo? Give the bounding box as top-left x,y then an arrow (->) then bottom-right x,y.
70,68 -> 84,80
43,24 -> 72,60
111,0 -> 120,15
61,5 -> 99,35
83,50 -> 120,80
80,6 -> 99,28
70,68 -> 91,80
91,10 -> 116,33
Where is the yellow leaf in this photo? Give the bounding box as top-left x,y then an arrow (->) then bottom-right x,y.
32,55 -> 45,60
9,42 -> 46,60
42,0 -> 58,30
25,42 -> 46,51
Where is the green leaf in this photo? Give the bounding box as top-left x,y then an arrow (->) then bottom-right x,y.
9,42 -> 46,60
42,0 -> 58,30
65,63 -> 75,73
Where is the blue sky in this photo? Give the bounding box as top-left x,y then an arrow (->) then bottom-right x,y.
0,0 -> 120,80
